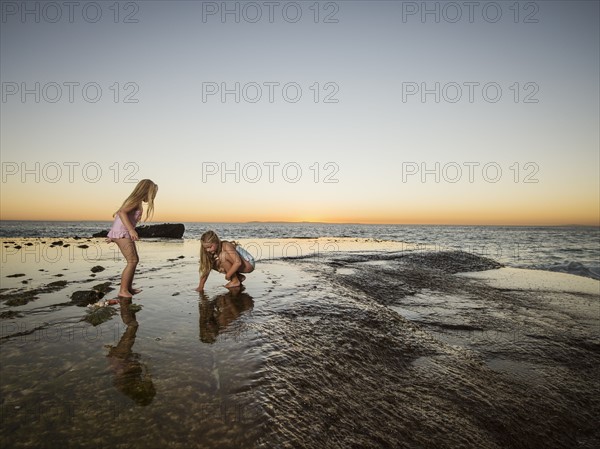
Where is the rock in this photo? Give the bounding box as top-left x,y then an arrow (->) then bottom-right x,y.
402,251 -> 504,273
47,280 -> 68,288
6,273 -> 26,278
93,223 -> 185,239
71,290 -> 105,306
0,310 -> 23,319
51,241 -> 64,246
78,244 -> 89,249
137,223 -> 185,238
4,293 -> 34,307
91,266 -> 105,273
92,282 -> 113,294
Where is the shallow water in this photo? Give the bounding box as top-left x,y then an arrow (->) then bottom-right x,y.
2,222 -> 599,278
1,240 -> 267,448
1,288 -> 266,448
1,239 -> 599,448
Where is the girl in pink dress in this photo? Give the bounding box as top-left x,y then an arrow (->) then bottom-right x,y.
107,179 -> 158,298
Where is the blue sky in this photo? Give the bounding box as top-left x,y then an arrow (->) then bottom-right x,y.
1,0 -> 599,224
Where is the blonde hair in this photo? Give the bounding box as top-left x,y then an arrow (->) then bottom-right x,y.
114,179 -> 158,222
199,231 -> 221,277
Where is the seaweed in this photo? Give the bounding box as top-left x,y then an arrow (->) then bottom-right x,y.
1,280 -> 69,306
83,306 -> 117,326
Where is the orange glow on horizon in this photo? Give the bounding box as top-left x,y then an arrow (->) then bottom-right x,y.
1,185 -> 598,227
2,211 -> 598,227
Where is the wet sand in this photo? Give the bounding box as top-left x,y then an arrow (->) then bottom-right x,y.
1,238 -> 599,448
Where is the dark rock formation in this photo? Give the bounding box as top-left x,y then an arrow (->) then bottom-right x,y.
93,223 -> 185,239
136,223 -> 185,238
71,290 -> 104,306
92,282 -> 113,294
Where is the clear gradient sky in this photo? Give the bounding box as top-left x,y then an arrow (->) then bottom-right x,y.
1,1 -> 598,225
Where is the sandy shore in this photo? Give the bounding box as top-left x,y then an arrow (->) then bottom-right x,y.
1,237 -> 599,448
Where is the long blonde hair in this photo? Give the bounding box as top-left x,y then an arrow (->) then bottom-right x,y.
199,230 -> 223,277
114,179 -> 158,221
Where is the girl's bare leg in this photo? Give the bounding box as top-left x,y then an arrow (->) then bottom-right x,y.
241,258 -> 254,273
218,255 -> 240,288
113,238 -> 140,298
237,259 -> 254,284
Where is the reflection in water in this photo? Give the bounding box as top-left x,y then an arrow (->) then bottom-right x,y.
106,298 -> 156,405
199,288 -> 254,344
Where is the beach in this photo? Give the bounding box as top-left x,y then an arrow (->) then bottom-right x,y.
1,237 -> 599,448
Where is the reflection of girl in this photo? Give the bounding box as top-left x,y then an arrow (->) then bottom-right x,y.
106,298 -> 156,405
196,231 -> 255,291
199,291 -> 254,344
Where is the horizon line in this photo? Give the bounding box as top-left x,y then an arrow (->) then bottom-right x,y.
0,219 -> 597,228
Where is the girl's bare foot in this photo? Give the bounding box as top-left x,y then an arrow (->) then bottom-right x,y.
129,288 -> 142,295
238,274 -> 246,283
117,291 -> 133,299
224,279 -> 240,288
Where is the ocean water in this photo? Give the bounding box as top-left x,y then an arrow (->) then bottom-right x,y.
1,221 -> 599,279
1,223 -> 599,448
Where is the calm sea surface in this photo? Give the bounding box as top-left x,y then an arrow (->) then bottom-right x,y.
1,221 -> 598,279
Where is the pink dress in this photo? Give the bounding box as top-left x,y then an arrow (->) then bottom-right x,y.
107,209 -> 142,240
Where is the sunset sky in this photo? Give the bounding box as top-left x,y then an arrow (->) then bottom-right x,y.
1,1 -> 598,225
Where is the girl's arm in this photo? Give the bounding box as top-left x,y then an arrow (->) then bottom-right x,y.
222,242 -> 242,280
117,203 -> 140,241
196,273 -> 209,292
